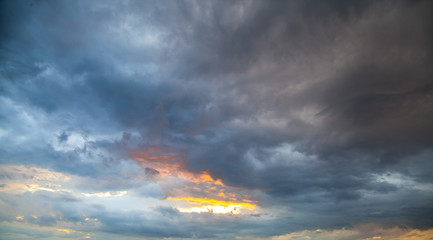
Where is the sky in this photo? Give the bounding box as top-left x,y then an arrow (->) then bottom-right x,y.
0,0 -> 433,239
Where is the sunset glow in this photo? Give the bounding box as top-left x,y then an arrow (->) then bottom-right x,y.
168,197 -> 256,214
130,147 -> 226,187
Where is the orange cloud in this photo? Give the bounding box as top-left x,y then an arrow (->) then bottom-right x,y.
167,197 -> 256,209
129,145 -> 223,186
167,197 -> 256,214
129,145 -> 257,207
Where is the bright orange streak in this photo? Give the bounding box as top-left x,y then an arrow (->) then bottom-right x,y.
129,146 -> 224,185
168,197 -> 256,214
129,145 -> 256,208
167,197 -> 256,209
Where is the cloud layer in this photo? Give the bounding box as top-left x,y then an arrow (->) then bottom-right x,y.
1,0 -> 432,239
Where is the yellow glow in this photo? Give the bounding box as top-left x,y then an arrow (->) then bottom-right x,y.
168,197 -> 256,214
393,229 -> 433,240
15,216 -> 24,220
0,183 -> 72,194
56,228 -> 75,234
130,147 -> 257,210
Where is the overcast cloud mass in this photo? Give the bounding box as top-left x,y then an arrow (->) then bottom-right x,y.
1,0 -> 433,239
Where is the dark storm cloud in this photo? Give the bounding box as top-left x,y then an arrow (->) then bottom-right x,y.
1,0 -> 433,238
170,0 -> 433,191
201,0 -> 433,156
171,0 -> 433,230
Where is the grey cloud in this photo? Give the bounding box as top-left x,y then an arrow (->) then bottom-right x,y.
57,131 -> 69,143
1,0 -> 433,238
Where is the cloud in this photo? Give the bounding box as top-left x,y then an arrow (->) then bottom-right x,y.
1,0 -> 432,239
